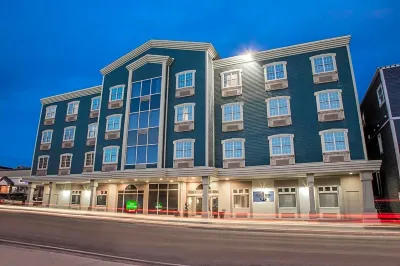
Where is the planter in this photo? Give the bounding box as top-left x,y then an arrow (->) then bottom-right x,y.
183,211 -> 189,217
219,212 -> 225,219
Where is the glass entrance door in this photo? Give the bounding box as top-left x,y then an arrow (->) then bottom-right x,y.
210,196 -> 219,218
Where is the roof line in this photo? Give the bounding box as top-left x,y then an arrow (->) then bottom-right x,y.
40,85 -> 102,105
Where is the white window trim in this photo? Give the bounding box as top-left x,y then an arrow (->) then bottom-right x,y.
319,129 -> 349,153
106,114 -> 122,132
318,186 -> 339,209
220,69 -> 243,89
66,101 -> 80,115
37,155 -> 49,170
175,70 -> 196,90
277,187 -> 297,208
45,105 -> 57,119
232,188 -> 250,209
265,96 -> 291,118
314,89 -> 343,112
221,102 -> 244,123
377,133 -> 383,154
174,103 -> 195,123
309,53 -> 337,75
59,153 -> 73,169
63,126 -> 76,142
263,61 -> 288,81
221,138 -> 246,160
268,134 -> 295,156
84,151 -> 95,167
91,96 -> 101,111
41,130 -> 53,144
109,84 -> 125,102
87,123 -> 98,139
173,139 -> 195,160
377,84 -> 385,107
103,146 -> 120,164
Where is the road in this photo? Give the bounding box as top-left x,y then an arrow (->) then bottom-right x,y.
1,211 -> 400,266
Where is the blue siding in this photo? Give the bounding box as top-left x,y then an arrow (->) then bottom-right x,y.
383,67 -> 400,117
214,46 -> 365,168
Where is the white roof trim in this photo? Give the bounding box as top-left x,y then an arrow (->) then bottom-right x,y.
101,40 -> 219,75
41,85 -> 102,105
126,54 -> 174,71
213,35 -> 351,69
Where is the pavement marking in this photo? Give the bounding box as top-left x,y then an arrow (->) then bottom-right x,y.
0,239 -> 189,266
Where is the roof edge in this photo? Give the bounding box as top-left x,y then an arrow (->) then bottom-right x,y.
40,85 -> 102,105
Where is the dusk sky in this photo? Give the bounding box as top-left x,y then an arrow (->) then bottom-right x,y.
1,0 -> 398,167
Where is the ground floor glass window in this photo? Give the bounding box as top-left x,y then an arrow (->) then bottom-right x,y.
278,187 -> 296,208
148,184 -> 178,215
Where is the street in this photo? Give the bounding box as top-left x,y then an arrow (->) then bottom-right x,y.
1,211 -> 400,266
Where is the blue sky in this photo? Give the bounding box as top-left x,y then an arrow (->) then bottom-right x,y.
0,0 -> 398,167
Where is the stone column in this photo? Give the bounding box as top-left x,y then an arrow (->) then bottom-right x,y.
26,182 -> 36,206
202,176 -> 209,218
307,174 -> 317,219
360,172 -> 377,217
47,182 -> 53,207
88,180 -> 98,211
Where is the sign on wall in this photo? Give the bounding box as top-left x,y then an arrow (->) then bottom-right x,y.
253,191 -> 274,202
125,200 -> 138,212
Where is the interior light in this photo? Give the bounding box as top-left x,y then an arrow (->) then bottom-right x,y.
62,190 -> 70,196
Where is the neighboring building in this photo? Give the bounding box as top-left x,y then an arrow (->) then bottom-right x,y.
23,36 -> 380,219
360,65 -> 400,214
0,167 -> 31,202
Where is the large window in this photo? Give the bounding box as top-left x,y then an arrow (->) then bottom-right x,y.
37,156 -> 49,170
126,77 -> 161,166
60,154 -> 72,169
87,123 -> 97,139
233,188 -> 250,208
91,96 -> 100,111
278,187 -> 296,208
269,134 -> 294,156
175,103 -> 194,123
320,129 -> 349,152
315,90 -> 343,111
41,130 -> 53,144
109,86 -> 124,102
67,101 -> 79,115
174,139 -> 194,159
311,54 -> 336,74
106,115 -> 122,132
148,183 -> 179,215
222,139 -> 245,159
318,186 -> 339,208
97,191 -> 107,206
266,96 -> 291,117
84,152 -> 94,167
222,102 -> 243,122
264,62 -> 287,81
45,106 -> 57,119
103,146 -> 119,164
176,70 -> 195,89
221,69 -> 242,88
63,127 -> 76,141
71,190 -> 81,205
377,85 -> 385,107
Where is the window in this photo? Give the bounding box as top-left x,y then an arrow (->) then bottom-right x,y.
60,154 -> 72,169
268,134 -> 294,156
362,112 -> 366,127
71,190 -> 81,205
222,102 -> 243,122
63,127 -> 76,141
103,146 -> 119,164
315,89 -> 343,111
176,70 -> 195,89
84,152 -> 94,167
37,156 -> 49,170
318,186 -> 339,208
221,69 -> 242,88
87,123 -> 97,139
377,85 -> 385,107
174,139 -> 195,159
67,101 -> 79,115
45,106 -> 57,119
278,187 -> 296,208
175,103 -> 195,123
41,130 -> 53,144
106,115 -> 122,132
109,85 -> 124,102
233,188 -> 250,208
266,96 -> 291,117
264,62 -> 287,81
310,54 -> 337,74
222,139 -> 245,159
319,129 -> 349,152
97,191 -> 107,206
91,97 -> 100,111
377,133 -> 383,154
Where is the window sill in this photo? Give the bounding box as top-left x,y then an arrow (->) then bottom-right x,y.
108,100 -> 123,109
322,151 -> 350,163
222,121 -> 244,132
268,115 -> 292,127
174,121 -> 194,132
223,158 -> 245,169
265,79 -> 288,91
102,163 -> 117,172
105,131 -> 121,140
176,86 -> 195,98
90,110 -> 99,118
58,169 -> 71,176
86,138 -> 96,146
62,141 -> 74,148
173,158 -> 194,168
40,143 -> 51,150
44,118 -> 55,125
318,109 -> 344,122
65,114 -> 77,122
83,167 -> 94,173
270,155 -> 295,166
313,71 -> 338,84
221,85 -> 242,97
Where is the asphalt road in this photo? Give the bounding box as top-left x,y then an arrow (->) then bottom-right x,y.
1,211 -> 400,266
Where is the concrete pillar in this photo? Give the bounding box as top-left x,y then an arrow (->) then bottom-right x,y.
26,182 -> 36,206
307,174 -> 317,219
47,182 -> 53,207
360,172 -> 377,217
88,180 -> 98,211
202,176 -> 209,218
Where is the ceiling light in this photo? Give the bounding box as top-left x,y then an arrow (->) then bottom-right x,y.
160,178 -> 163,181
349,172 -> 353,175
108,180 -> 111,182
146,181 -> 149,183
226,178 -> 229,180
134,178 -> 138,181
170,180 -> 173,182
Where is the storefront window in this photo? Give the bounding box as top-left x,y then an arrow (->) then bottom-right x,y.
148,183 -> 179,215
117,185 -> 144,214
232,188 -> 249,208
